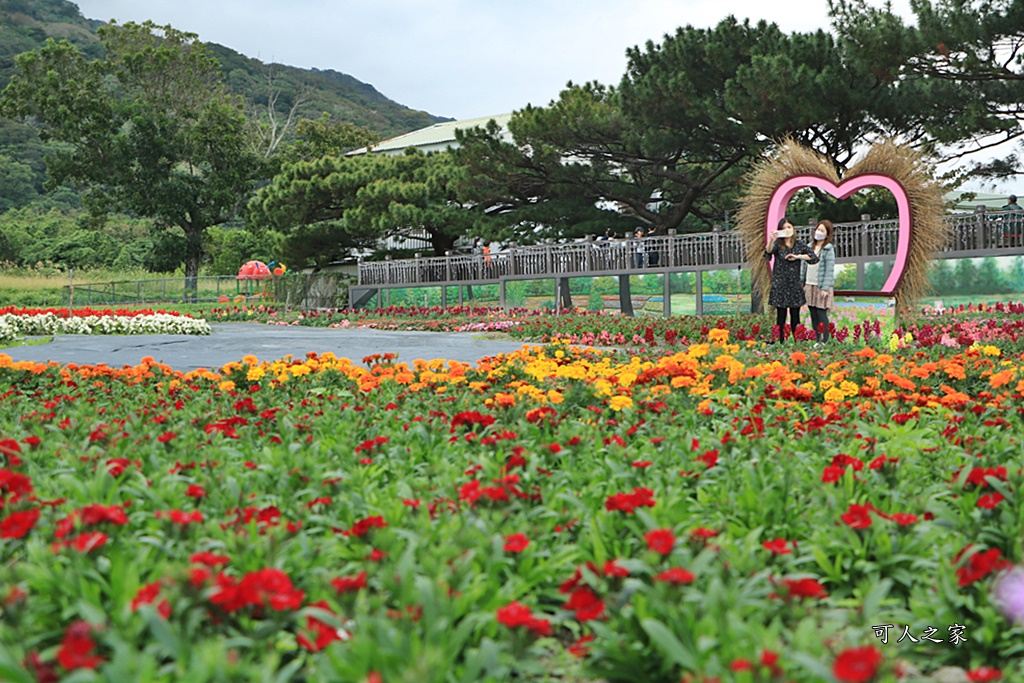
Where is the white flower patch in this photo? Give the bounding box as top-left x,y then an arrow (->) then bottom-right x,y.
0,313 -> 211,337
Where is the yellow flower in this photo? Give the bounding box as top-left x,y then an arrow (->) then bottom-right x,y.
708,328 -> 730,344
982,345 -> 1002,357
218,380 -> 235,392
824,387 -> 845,402
608,395 -> 633,411
688,344 -> 710,359
548,390 -> 564,404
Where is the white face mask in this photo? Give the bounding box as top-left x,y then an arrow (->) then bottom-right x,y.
814,229 -> 827,241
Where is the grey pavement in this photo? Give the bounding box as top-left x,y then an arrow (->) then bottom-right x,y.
1,323 -> 533,371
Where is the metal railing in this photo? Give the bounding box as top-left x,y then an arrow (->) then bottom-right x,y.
62,273 -> 351,309
357,210 -> 1024,288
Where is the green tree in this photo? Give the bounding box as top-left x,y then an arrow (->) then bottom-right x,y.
456,17 -> 908,242
250,149 -> 487,265
0,153 -> 37,210
830,0 -> 1024,174
927,259 -> 954,295
1008,256 -> 1024,292
976,257 -> 1007,294
953,258 -> 979,295
281,113 -> 379,163
205,226 -> 275,276
0,21 -> 266,288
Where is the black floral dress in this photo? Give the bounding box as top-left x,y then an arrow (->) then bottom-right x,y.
766,241 -> 819,308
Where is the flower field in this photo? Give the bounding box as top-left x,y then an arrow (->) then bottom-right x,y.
0,308 -> 210,344
1,318 -> 1024,681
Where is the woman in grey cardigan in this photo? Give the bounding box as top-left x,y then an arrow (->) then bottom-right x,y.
802,220 -> 836,343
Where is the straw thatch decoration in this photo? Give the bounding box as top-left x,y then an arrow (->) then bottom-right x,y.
736,138 -> 947,313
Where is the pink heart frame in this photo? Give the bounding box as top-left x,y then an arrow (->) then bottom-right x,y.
766,174 -> 912,294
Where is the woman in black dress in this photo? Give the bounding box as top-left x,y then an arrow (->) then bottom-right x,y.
765,218 -> 819,342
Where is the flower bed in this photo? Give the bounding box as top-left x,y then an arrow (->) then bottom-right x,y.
0,309 -> 211,343
0,334 -> 1021,682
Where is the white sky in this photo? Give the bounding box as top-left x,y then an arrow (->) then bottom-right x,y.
72,0 -> 914,120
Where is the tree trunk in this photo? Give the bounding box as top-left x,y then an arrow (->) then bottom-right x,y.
184,225 -> 203,303
750,270 -> 764,314
557,277 -> 573,309
618,274 -> 634,317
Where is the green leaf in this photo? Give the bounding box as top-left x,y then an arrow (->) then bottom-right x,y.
640,618 -> 697,671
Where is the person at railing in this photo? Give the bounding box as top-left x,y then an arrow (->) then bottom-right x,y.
801,220 -> 836,344
633,228 -> 646,268
647,226 -> 661,266
766,217 -> 818,343
1000,195 -> 1023,247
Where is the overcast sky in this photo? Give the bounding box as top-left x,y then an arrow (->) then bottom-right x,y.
72,0 -> 914,121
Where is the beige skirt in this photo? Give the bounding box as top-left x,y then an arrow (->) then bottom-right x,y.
803,284 -> 834,310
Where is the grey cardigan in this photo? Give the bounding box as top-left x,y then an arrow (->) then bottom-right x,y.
801,243 -> 835,289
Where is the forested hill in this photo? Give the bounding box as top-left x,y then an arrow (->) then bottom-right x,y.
0,0 -> 450,137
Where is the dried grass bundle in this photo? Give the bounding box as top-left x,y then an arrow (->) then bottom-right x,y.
736,138 -> 948,314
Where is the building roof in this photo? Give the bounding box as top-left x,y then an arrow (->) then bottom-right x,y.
945,191 -> 1016,211
348,113 -> 513,155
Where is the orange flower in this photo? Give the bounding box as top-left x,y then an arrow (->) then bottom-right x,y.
853,348 -> 877,359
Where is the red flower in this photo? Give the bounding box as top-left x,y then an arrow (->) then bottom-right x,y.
67,531 -> 108,553
821,465 -> 845,483
297,600 -> 345,652
645,528 -> 675,555
0,508 -> 40,539
689,527 -> 720,542
604,486 -> 656,514
977,492 -> 1005,509
730,658 -> 754,672
495,601 -> 551,637
185,484 -> 206,499
780,577 -> 828,600
889,513 -> 918,526
654,567 -> 695,584
190,551 -> 230,567
841,503 -> 874,529
368,548 -> 387,562
348,515 -> 388,537
568,633 -> 595,658
56,621 -> 104,671
833,645 -> 882,683
503,533 -> 530,553
967,666 -> 1003,682
563,586 -> 605,621
762,538 -> 792,554
956,547 -> 1012,586
603,560 -> 629,577
209,568 -> 305,613
331,570 -> 368,594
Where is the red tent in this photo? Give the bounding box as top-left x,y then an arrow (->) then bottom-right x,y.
237,261 -> 272,280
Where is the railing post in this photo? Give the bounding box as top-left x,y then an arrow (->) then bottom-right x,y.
445,251 -> 452,283
545,240 -> 553,275
586,235 -> 594,272
668,229 -> 677,268
975,206 -> 987,250
695,271 -> 704,316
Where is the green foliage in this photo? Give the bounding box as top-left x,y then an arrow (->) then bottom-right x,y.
456,17 -> 907,243
205,226 -> 276,276
831,0 -> 1024,175
0,21 -> 268,280
250,150 -> 492,265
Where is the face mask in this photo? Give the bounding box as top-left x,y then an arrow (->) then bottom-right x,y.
814,229 -> 827,241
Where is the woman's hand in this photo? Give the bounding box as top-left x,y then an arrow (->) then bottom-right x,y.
786,253 -> 810,261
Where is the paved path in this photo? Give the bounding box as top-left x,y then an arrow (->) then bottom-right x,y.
2,323 -> 533,371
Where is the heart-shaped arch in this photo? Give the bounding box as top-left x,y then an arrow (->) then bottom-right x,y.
767,174 -> 912,294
